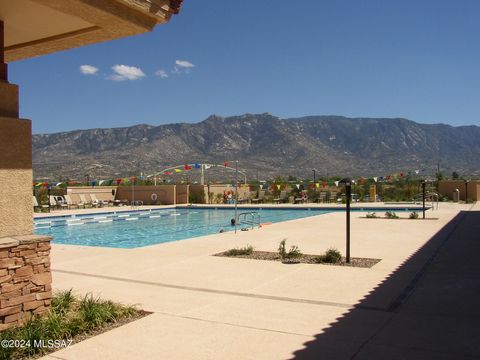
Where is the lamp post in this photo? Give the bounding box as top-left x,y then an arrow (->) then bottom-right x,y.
234,160 -> 239,234
465,179 -> 470,203
421,180 -> 426,219
312,169 -> 316,185
339,178 -> 352,263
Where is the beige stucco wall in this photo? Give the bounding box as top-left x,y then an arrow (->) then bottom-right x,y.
175,185 -> 189,204
438,180 -> 479,201
0,83 -> 18,118
116,185 -> 176,205
0,169 -> 33,237
0,117 -> 33,237
199,184 -> 251,204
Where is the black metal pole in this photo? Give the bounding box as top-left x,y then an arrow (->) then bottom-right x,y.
313,169 -> 316,184
47,186 -> 51,213
465,180 -> 469,203
422,181 -> 426,219
346,183 -> 351,263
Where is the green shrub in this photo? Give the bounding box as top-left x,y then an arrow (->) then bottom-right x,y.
287,245 -> 302,259
51,289 -> 74,315
79,294 -> 116,330
315,248 -> 342,264
409,211 -> 419,219
0,291 -> 141,360
16,315 -> 44,356
224,245 -> 254,256
278,239 -> 302,260
385,211 -> 399,219
366,212 -> 377,218
43,310 -> 69,340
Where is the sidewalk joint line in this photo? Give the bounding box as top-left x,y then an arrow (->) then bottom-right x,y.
52,268 -> 357,309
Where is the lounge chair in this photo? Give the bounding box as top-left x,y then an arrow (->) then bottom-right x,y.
79,194 -> 93,208
90,194 -> 109,207
33,196 -> 49,211
251,190 -> 265,204
328,191 -> 337,203
49,196 -> 58,210
237,192 -> 250,204
64,194 -> 80,209
54,195 -> 69,210
295,191 -> 307,204
274,190 -> 287,204
316,192 -> 327,203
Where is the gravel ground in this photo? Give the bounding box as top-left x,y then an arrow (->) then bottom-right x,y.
214,251 -> 381,268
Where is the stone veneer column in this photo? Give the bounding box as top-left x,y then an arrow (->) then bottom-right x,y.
0,236 -> 52,330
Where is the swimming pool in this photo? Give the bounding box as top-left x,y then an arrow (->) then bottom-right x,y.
34,208 -> 332,248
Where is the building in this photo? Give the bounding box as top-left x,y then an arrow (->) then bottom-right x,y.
0,0 -> 182,329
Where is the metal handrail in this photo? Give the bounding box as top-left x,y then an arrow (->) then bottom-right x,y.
237,211 -> 260,230
413,192 -> 439,210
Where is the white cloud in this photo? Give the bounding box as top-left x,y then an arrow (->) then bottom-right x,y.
175,60 -> 195,68
172,60 -> 195,75
109,64 -> 146,81
155,69 -> 169,78
80,65 -> 99,75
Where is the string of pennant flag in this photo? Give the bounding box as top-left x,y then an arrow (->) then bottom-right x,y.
33,167 -> 428,188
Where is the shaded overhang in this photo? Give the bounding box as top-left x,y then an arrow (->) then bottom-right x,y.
0,0 -> 183,62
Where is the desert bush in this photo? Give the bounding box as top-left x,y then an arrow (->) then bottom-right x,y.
409,211 -> 419,219
385,211 -> 399,219
366,212 -> 377,218
278,239 -> 302,260
224,245 -> 254,256
315,248 -> 342,264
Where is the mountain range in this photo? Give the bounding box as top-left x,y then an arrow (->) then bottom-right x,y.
32,113 -> 480,180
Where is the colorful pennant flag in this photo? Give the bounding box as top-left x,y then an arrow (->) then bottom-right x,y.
184,164 -> 192,170
194,163 -> 201,169
164,171 -> 173,175
174,169 -> 182,173
224,162 -> 229,168
204,164 -> 212,170
334,181 -> 340,187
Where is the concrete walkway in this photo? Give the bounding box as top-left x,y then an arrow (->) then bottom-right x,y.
39,203 -> 477,359
293,202 -> 480,359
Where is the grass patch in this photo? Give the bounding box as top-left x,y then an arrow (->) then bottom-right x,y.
224,245 -> 254,256
0,290 -> 145,360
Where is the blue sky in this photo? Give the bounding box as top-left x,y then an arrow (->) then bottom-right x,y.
10,0 -> 480,133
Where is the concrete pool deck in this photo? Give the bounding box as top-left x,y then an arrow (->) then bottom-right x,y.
39,202 -> 478,359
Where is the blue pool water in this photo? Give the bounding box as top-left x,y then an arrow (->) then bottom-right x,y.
34,208 -> 331,248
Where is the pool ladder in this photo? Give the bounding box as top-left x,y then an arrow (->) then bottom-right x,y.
237,211 -> 261,230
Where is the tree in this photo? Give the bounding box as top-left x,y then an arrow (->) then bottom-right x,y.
452,171 -> 459,179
